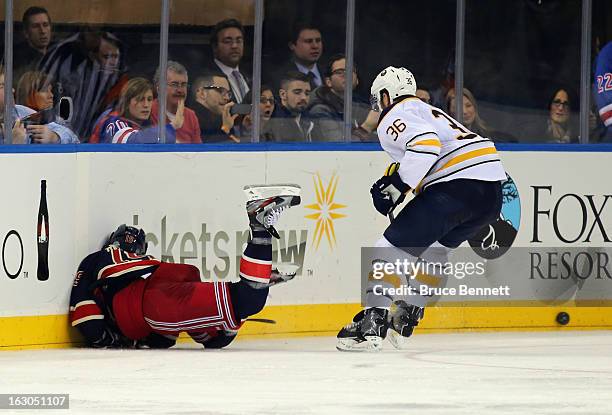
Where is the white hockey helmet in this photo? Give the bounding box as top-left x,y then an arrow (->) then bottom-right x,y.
370,66 -> 417,111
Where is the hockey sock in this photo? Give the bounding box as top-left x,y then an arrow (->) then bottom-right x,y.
239,227 -> 272,288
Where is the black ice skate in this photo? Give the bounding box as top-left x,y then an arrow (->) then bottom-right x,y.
336,308 -> 389,352
387,300 -> 424,350
244,184 -> 301,239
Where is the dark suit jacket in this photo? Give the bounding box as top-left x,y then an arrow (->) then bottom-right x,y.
203,61 -> 251,103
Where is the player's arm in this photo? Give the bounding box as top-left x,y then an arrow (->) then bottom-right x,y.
69,255 -> 120,348
396,123 -> 441,189
371,116 -> 441,215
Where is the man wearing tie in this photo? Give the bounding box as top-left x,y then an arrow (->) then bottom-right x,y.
267,22 -> 324,93
208,19 -> 250,104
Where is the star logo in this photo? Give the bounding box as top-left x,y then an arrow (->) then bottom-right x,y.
304,172 -> 347,250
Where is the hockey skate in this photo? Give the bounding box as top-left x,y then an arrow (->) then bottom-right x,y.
336,308 -> 389,352
387,300 -> 424,350
244,184 -> 302,238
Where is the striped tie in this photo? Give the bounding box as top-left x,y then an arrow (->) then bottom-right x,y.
232,70 -> 246,102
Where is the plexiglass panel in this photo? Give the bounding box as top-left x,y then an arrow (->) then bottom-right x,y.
261,0 -> 346,142
8,0 -> 161,144
464,0 -> 582,144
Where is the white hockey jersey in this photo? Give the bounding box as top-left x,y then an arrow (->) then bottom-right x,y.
377,96 -> 507,193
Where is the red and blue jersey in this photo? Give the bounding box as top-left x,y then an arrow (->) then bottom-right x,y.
595,42 -> 612,130
89,112 -> 176,144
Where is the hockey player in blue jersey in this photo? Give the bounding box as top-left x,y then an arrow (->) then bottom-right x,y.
594,41 -> 612,142
336,66 -> 507,351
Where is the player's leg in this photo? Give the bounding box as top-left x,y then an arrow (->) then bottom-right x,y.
337,188 -> 457,352
438,180 -> 502,248
338,179 -> 500,351
386,179 -> 502,349
232,184 -> 302,319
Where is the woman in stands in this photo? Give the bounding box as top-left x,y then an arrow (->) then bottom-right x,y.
238,84 -> 276,140
12,70 -> 78,144
446,87 -> 516,142
89,77 -> 183,143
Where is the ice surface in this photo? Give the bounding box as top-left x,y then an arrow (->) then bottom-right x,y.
1,331 -> 611,414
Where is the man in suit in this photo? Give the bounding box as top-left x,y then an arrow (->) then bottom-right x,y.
206,19 -> 250,104
267,22 -> 324,93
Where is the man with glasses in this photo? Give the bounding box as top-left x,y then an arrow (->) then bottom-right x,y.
192,74 -> 239,143
151,61 -> 201,143
309,54 -> 378,141
206,19 -> 250,104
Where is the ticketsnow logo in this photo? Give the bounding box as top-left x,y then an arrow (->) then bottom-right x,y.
304,172 -> 347,250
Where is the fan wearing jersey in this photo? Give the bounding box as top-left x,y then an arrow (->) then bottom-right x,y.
595,41 -> 612,142
69,185 -> 301,349
89,77 -> 182,144
337,66 -> 507,351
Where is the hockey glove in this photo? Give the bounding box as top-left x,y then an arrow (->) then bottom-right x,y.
370,182 -> 395,216
370,163 -> 411,216
91,328 -> 123,348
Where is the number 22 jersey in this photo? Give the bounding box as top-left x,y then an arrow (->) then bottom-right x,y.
376,96 -> 507,193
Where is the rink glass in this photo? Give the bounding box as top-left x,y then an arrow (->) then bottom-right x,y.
1,0 -> 612,144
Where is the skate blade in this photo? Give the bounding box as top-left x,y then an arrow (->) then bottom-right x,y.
274,263 -> 299,275
336,336 -> 383,352
243,184 -> 301,201
387,329 -> 411,350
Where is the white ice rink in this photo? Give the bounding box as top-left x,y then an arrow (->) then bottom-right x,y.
1,331 -> 611,415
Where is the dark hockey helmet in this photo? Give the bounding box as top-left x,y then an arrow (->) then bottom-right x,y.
108,224 -> 147,255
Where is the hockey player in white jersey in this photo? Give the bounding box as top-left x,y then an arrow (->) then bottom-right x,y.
337,66 -> 507,351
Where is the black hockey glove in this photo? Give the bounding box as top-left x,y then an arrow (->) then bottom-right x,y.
91,328 -> 123,349
370,181 -> 395,216
370,163 -> 411,216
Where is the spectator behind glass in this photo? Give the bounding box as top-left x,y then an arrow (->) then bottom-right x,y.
447,87 -> 517,142
191,74 -> 239,143
523,88 -> 578,143
151,61 -> 201,143
415,88 -> 432,105
267,22 -> 324,92
239,85 -> 276,139
262,71 -> 321,142
13,7 -> 53,84
308,54 -> 378,141
206,19 -> 250,104
38,30 -> 129,140
89,77 -> 181,144
594,41 -> 612,142
6,69 -> 78,144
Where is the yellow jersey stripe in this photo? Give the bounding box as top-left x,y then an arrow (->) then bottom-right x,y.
436,147 -> 498,173
412,139 -> 441,147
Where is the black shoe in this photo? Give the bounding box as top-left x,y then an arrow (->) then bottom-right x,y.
336,308 -> 389,352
